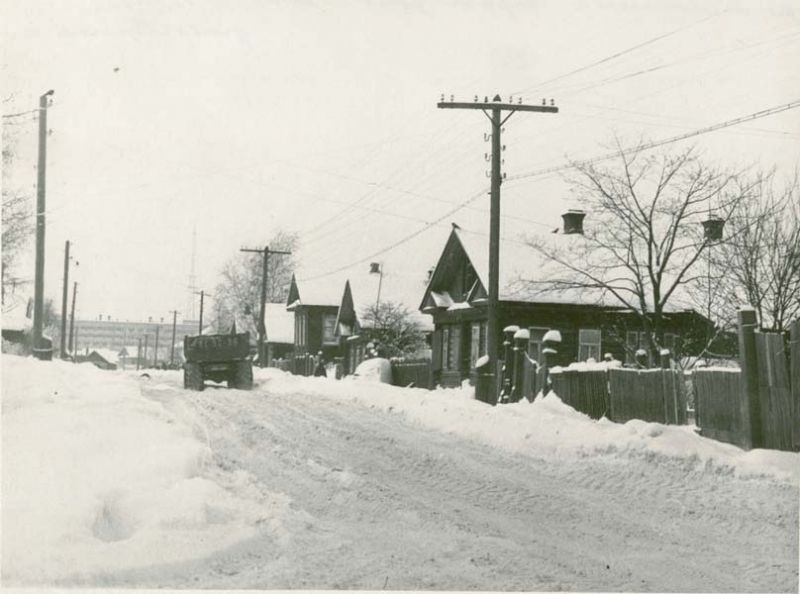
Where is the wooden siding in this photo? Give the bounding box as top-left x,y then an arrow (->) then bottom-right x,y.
694,369 -> 746,448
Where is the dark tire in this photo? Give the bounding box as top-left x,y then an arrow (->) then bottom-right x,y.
229,360 -> 253,390
184,362 -> 205,391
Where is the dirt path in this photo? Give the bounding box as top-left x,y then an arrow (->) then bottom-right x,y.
127,379 -> 797,592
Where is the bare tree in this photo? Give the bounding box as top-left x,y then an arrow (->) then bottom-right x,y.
213,231 -> 299,335
714,172 -> 800,332
360,301 -> 426,358
523,142 -> 757,359
2,112 -> 33,305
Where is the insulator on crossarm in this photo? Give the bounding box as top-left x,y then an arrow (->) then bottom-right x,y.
550,98 -> 555,106
518,97 -> 522,104
508,96 -> 513,103
450,94 -> 454,102
441,93 -> 445,101
542,98 -> 546,105
502,144 -> 506,151
484,96 -> 489,102
474,95 -> 478,102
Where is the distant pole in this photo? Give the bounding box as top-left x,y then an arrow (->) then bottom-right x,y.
437,94 -> 557,378
74,325 -> 79,359
59,240 -> 70,358
153,325 -> 160,367
143,334 -> 149,368
32,90 -> 55,359
241,246 -> 291,367
137,337 -> 142,370
196,290 -> 205,334
169,310 -> 178,365
68,281 -> 77,357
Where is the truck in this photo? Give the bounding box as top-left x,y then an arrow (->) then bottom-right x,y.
183,331 -> 253,391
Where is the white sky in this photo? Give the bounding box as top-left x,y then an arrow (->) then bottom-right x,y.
3,0 -> 799,322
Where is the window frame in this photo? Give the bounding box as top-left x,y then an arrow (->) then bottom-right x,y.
321,313 -> 338,345
578,328 -> 602,362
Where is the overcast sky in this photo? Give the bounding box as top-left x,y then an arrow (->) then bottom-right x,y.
3,0 -> 799,322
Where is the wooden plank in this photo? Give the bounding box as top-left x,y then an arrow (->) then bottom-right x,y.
693,369 -> 747,448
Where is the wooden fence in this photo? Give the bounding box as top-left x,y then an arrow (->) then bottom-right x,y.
549,369 -> 608,420
608,368 -> 687,425
391,359 -> 434,389
548,367 -> 686,424
693,369 -> 747,448
690,314 -> 798,452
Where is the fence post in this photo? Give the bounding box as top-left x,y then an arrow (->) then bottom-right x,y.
499,325 -> 519,404
511,328 -> 530,403
738,308 -> 762,449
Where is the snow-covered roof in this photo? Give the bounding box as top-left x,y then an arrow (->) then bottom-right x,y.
264,303 -> 294,344
427,225 -> 698,314
288,275 -> 343,308
89,349 -> 119,364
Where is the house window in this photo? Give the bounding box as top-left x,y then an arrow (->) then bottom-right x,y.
441,324 -> 461,371
528,327 -> 549,363
322,314 -> 338,345
578,329 -> 601,362
469,322 -> 486,369
295,313 -> 307,347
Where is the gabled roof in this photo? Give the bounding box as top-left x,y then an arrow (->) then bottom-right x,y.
421,224 -> 702,315
286,274 -> 343,309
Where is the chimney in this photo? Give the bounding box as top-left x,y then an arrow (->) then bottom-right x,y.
561,210 -> 586,235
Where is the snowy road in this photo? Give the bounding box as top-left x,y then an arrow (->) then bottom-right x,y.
128,374 -> 798,592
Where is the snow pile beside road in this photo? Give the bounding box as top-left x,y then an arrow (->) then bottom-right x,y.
253,367 -> 798,484
1,356 -> 265,585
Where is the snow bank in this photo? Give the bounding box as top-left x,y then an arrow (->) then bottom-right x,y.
253,367 -> 798,485
1,356 -> 265,585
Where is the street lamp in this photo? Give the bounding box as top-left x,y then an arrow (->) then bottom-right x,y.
369,262 -> 384,316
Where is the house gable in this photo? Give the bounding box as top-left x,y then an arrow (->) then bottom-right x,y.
334,280 -> 359,338
286,274 -> 301,309
420,227 -> 486,314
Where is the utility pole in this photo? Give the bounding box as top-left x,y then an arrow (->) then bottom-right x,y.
32,89 -> 55,360
68,281 -> 77,358
169,310 -> 179,366
241,246 -> 291,367
143,334 -> 149,368
137,337 -> 142,370
194,290 -> 205,334
59,240 -> 70,358
437,94 -> 557,389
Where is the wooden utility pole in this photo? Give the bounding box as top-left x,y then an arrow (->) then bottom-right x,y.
32,90 -> 55,359
143,334 -> 149,368
68,281 -> 77,357
241,246 -> 291,367
59,240 -> 70,358
437,94 -> 557,383
169,310 -> 179,366
194,290 -> 205,334
137,337 -> 142,370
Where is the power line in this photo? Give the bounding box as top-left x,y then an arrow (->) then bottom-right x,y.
507,99 -> 800,183
513,8 -> 728,96
299,99 -> 800,282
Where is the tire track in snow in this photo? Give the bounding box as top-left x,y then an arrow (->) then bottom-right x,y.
136,381 -> 798,592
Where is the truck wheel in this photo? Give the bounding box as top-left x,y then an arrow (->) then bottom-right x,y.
184,362 -> 204,391
230,360 -> 253,390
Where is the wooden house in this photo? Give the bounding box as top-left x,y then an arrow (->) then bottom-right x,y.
420,222 -> 709,387
286,274 -> 343,360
